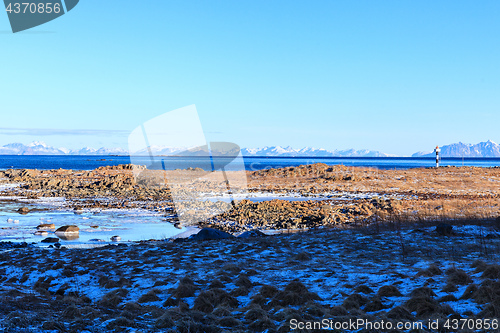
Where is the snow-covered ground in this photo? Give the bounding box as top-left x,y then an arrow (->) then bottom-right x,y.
0,222 -> 499,332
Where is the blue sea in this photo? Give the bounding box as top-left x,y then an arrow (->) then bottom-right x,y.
1,155 -> 500,171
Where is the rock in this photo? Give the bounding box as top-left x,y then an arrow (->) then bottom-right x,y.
17,207 -> 30,213
37,223 -> 56,230
238,230 -> 267,238
436,223 -> 453,236
57,233 -> 79,241
0,242 -> 29,249
111,235 -> 121,242
34,231 -> 49,236
90,225 -> 99,229
189,228 -> 234,241
41,237 -> 60,243
55,225 -> 79,233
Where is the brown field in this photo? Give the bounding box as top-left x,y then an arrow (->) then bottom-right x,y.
1,164 -> 500,232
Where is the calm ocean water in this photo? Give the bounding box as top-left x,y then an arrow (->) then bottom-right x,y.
1,155 -> 500,171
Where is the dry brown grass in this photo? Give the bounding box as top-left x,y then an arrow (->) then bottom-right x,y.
405,296 -> 444,317
155,313 -> 175,329
355,285 -> 375,294
268,280 -> 322,308
437,294 -> 458,302
193,288 -> 239,313
235,274 -> 253,289
471,259 -> 489,272
138,289 -> 161,303
386,306 -> 414,320
377,285 -> 402,297
481,264 -> 500,279
98,288 -> 129,308
416,264 -> 442,277
446,267 -> 473,285
106,316 -> 136,330
172,279 -> 197,299
291,251 -> 312,262
410,286 -> 437,298
479,298 -> 500,318
258,285 -> 279,299
245,165 -> 500,230
230,286 -> 250,297
441,283 -> 459,293
208,279 -> 225,289
364,296 -> 385,312
342,293 -> 369,310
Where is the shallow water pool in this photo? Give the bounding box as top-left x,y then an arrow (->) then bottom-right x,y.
0,199 -> 185,244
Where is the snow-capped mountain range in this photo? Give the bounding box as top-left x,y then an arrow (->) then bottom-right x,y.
241,146 -> 394,157
412,140 -> 500,158
0,141 -> 393,157
1,140 -> 499,157
0,142 -> 129,156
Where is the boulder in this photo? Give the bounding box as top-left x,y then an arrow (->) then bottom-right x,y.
34,231 -> 48,236
37,223 -> 55,230
189,228 -> 234,241
435,223 -> 453,236
55,225 -> 79,233
41,237 -> 60,243
111,235 -> 121,242
17,207 -> 30,213
238,230 -> 267,238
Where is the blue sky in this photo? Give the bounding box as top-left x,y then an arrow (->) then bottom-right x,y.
1,1 -> 500,156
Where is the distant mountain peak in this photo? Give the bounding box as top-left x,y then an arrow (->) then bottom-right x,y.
27,141 -> 49,147
412,140 -> 500,158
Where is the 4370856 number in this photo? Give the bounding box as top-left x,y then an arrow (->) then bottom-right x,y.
444,318 -> 498,330
5,2 -> 61,14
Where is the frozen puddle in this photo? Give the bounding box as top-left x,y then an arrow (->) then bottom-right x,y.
200,191 -> 402,203
0,201 -> 185,244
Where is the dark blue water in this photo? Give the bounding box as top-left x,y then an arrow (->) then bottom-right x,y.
1,155 -> 500,171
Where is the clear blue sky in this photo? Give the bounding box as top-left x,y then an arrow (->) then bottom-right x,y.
1,1 -> 500,155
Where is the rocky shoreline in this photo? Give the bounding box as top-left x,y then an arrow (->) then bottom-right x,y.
1,163 -> 500,236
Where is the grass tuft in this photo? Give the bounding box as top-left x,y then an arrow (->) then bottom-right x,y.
377,285 -> 402,297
